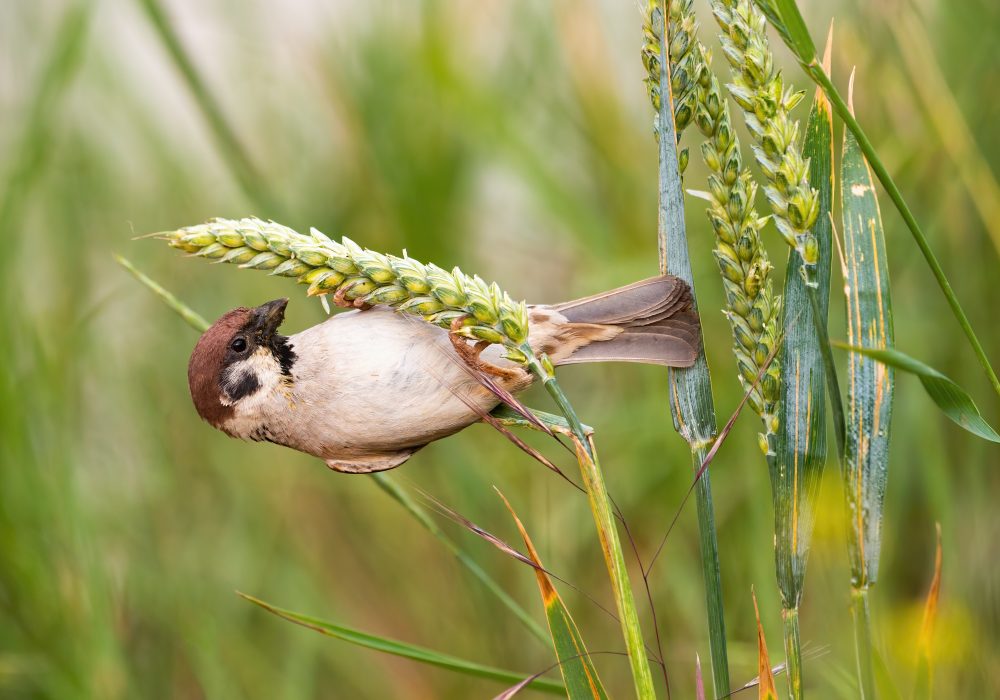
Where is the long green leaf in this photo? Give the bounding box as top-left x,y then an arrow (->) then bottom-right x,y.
833,345 -> 1000,443
842,85 -> 896,589
498,491 -> 609,700
842,78 -> 895,700
238,593 -> 565,695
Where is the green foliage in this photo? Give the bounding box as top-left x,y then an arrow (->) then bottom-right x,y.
238,593 -> 565,695
836,345 -> 1000,443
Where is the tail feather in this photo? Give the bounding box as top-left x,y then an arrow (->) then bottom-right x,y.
537,275 -> 701,368
551,275 -> 691,326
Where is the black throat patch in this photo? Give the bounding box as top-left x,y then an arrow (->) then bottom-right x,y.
270,334 -> 297,376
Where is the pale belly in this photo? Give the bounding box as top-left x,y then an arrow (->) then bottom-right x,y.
275,308 -> 533,471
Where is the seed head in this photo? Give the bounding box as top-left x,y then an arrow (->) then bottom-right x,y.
158,218 -> 532,361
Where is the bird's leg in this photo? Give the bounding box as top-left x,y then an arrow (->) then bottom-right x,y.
448,318 -> 521,380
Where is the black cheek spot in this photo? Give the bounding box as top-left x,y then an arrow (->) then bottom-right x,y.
227,370 -> 261,401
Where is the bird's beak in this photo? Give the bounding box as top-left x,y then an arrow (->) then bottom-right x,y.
252,298 -> 288,337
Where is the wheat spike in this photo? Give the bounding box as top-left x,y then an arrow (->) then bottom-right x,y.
159,217 -> 530,357
710,0 -> 820,286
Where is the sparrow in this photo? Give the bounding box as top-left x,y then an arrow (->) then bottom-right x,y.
187,275 -> 700,473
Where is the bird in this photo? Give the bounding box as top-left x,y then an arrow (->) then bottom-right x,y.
186,275 -> 700,473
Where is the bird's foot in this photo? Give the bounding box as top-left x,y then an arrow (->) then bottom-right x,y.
448,319 -> 521,381
332,284 -> 373,311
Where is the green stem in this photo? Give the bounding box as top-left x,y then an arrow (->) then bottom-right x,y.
691,446 -> 728,696
522,348 -> 657,699
806,63 -> 1000,398
370,473 -> 550,646
851,586 -> 877,700
115,255 -> 211,332
782,606 -> 803,699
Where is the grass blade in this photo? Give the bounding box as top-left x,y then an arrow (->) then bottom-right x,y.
497,491 -> 609,699
646,3 -> 730,693
774,29 -> 835,606
914,524 -> 943,700
842,71 -> 895,589
841,71 -> 895,700
370,474 -> 549,645
114,254 -> 210,332
832,345 -> 1000,443
238,593 -> 565,695
752,589 -> 778,700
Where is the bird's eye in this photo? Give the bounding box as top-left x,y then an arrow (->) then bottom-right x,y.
230,337 -> 248,353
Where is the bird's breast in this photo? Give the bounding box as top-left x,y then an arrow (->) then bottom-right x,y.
281,308 -> 528,460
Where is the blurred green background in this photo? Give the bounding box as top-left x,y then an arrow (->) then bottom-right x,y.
2,0 -> 998,697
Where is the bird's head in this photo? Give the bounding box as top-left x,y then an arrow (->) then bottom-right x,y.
187,298 -> 297,435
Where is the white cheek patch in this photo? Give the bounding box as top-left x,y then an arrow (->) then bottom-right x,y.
220,348 -> 285,407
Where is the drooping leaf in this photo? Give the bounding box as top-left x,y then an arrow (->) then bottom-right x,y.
497,490 -> 610,700
841,72 -> 895,590
833,344 -> 1000,443
752,589 -> 778,700
914,524 -> 943,699
238,593 -> 565,695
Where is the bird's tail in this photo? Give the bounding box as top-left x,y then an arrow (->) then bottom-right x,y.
536,275 -> 701,368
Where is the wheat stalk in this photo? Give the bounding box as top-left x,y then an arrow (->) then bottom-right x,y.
710,0 -> 820,286
159,217 -> 530,359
